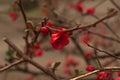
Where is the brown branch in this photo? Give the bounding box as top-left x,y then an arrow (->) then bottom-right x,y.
93,44 -> 102,68
88,31 -> 120,43
86,43 -> 120,60
0,59 -> 24,72
48,9 -> 117,32
110,0 -> 120,10
71,37 -> 90,65
70,67 -> 120,80
3,37 -> 59,80
91,14 -> 120,39
17,0 -> 30,55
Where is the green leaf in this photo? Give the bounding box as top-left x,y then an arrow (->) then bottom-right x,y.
5,50 -> 12,57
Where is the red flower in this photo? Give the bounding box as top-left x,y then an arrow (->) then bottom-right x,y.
76,3 -> 84,12
86,65 -> 95,71
103,60 -> 110,66
34,43 -> 40,49
35,49 -> 43,56
81,33 -> 92,43
63,67 -> 69,74
115,77 -> 120,80
118,72 -> 120,76
50,32 -> 69,50
86,8 -> 95,15
47,61 -> 53,67
46,21 -> 53,27
65,56 -> 79,66
9,11 -> 18,21
41,26 -> 49,34
85,52 -> 92,58
66,56 -> 74,64
96,71 -> 108,80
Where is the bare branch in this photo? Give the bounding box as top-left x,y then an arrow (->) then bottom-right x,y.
70,67 -> 120,80
0,59 -> 24,72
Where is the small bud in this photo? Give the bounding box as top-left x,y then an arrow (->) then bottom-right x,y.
40,26 -> 49,33
9,11 -> 18,21
76,3 -> 84,12
86,65 -> 95,71
46,21 -> 53,26
85,52 -> 92,58
35,49 -> 43,56
34,43 -> 40,49
86,8 -> 95,15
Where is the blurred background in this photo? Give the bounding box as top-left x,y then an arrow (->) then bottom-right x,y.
0,0 -> 120,80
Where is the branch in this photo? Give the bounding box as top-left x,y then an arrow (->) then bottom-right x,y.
48,9 -> 117,32
110,0 -> 120,10
71,37 -> 90,65
0,59 -> 24,72
70,67 -> 120,80
88,31 -> 120,43
91,14 -> 120,39
86,43 -> 120,60
93,44 -> 102,68
3,37 -> 59,80
17,0 -> 30,55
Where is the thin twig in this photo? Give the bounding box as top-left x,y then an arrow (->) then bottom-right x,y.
0,59 -> 24,72
48,9 -> 117,32
86,43 -> 120,60
3,37 -> 59,80
93,44 -> 102,68
70,67 -> 120,80
92,14 -> 120,39
110,0 -> 120,10
71,37 -> 90,65
88,31 -> 120,43
17,0 -> 29,55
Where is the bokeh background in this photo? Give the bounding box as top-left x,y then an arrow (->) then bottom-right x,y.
0,0 -> 120,80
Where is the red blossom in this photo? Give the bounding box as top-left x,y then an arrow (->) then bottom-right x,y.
81,33 -> 92,43
85,52 -> 92,58
34,43 -> 40,49
66,56 -> 74,64
86,65 -> 95,71
65,56 -> 79,66
46,21 -> 53,27
62,67 -> 69,74
96,71 -> 108,80
118,72 -> 120,76
76,3 -> 84,12
35,49 -> 43,57
41,26 -> 49,34
9,11 -> 18,21
47,61 -> 53,67
86,8 -> 95,15
103,60 -> 110,66
50,31 -> 69,50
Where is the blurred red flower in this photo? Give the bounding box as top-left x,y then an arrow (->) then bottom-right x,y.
9,11 -> 18,21
50,31 -> 69,50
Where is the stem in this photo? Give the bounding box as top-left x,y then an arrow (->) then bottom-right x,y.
86,43 -> 120,60
92,14 -> 120,39
70,67 -> 120,80
3,38 -> 59,80
93,44 -> 102,68
71,37 -> 90,65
